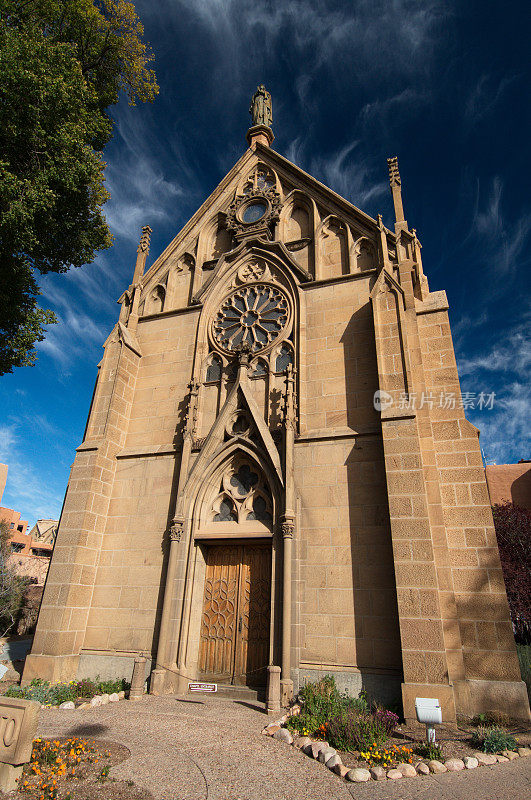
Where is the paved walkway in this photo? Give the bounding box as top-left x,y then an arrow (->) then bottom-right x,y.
37,696 -> 531,800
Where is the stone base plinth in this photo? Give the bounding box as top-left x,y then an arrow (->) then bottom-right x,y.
280,678 -> 294,707
455,679 -> 531,721
401,683 -> 457,724
246,125 -> 274,149
149,666 -> 188,695
21,654 -> 80,687
0,763 -> 23,792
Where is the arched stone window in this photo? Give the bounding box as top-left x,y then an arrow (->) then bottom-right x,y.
287,205 -> 310,241
148,284 -> 166,314
250,358 -> 268,378
205,354 -> 222,383
353,237 -> 376,271
275,343 -> 293,373
319,216 -> 348,279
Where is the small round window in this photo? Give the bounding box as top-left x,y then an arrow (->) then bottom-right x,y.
242,200 -> 267,223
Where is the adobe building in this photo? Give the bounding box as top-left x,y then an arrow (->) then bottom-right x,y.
0,506 -> 28,539
486,461 -> 531,510
23,90 -> 530,722
7,519 -> 57,585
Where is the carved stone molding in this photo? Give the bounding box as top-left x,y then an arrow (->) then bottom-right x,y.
169,521 -> 184,542
226,186 -> 282,241
281,521 -> 294,539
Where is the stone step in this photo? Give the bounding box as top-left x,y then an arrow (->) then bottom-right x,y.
212,684 -> 265,702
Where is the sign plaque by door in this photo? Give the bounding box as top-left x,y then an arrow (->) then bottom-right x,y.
188,683 -> 217,693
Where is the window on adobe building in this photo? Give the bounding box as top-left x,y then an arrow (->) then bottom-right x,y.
11,542 -> 24,552
17,524 -> 23,531
31,548 -> 50,557
9,522 -> 14,528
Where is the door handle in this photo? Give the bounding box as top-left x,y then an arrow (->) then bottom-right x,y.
238,616 -> 242,633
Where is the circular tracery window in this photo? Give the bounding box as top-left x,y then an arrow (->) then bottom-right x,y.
212,284 -> 289,353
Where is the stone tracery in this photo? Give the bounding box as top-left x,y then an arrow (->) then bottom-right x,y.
211,459 -> 273,525
212,284 -> 289,353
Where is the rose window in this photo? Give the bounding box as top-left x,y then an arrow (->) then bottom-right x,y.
212,285 -> 289,353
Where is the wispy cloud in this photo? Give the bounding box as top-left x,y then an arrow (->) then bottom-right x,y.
457,322 -> 531,464
457,330 -> 531,379
464,73 -> 517,128
286,137 -> 387,211
104,108 -> 187,244
37,279 -> 109,370
466,176 -> 531,279
0,423 -> 64,525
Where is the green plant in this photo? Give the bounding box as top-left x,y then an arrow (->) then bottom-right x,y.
471,726 -> 517,753
96,676 -> 129,695
98,765 -> 110,782
414,741 -> 444,760
3,686 -> 25,698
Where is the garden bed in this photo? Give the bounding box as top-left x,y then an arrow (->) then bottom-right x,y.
0,738 -> 153,800
264,675 -> 531,780
2,677 -> 129,708
337,718 -> 531,772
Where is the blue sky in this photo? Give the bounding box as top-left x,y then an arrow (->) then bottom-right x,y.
1,0 -> 530,526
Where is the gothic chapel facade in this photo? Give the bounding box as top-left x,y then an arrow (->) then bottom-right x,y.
24,105 -> 530,722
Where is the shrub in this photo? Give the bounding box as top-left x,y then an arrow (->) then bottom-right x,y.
492,502 -> 531,643
3,686 -> 24,698
373,707 -> 399,736
2,675 -> 129,705
414,741 -> 444,760
326,710 -> 388,751
471,725 -> 517,753
75,679 -> 98,699
96,677 -> 129,694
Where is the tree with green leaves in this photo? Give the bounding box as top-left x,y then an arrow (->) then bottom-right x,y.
0,1 -> 158,374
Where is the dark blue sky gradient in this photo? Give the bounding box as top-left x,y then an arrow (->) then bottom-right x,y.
1,0 -> 529,525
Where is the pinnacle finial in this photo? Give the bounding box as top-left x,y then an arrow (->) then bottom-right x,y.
387,157 -> 401,188
138,225 -> 152,253
387,156 -> 406,226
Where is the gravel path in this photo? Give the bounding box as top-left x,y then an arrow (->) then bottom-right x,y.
37,695 -> 350,800
36,696 -> 531,800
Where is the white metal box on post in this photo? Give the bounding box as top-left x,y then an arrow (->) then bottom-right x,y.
415,697 -> 442,743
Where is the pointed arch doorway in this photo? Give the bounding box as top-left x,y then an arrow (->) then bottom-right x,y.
198,541 -> 271,686
193,453 -> 277,688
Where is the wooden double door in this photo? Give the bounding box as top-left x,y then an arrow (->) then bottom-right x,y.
198,543 -> 271,686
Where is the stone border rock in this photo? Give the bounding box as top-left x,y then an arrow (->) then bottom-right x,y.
262,716 -> 531,783
45,691 -> 126,710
